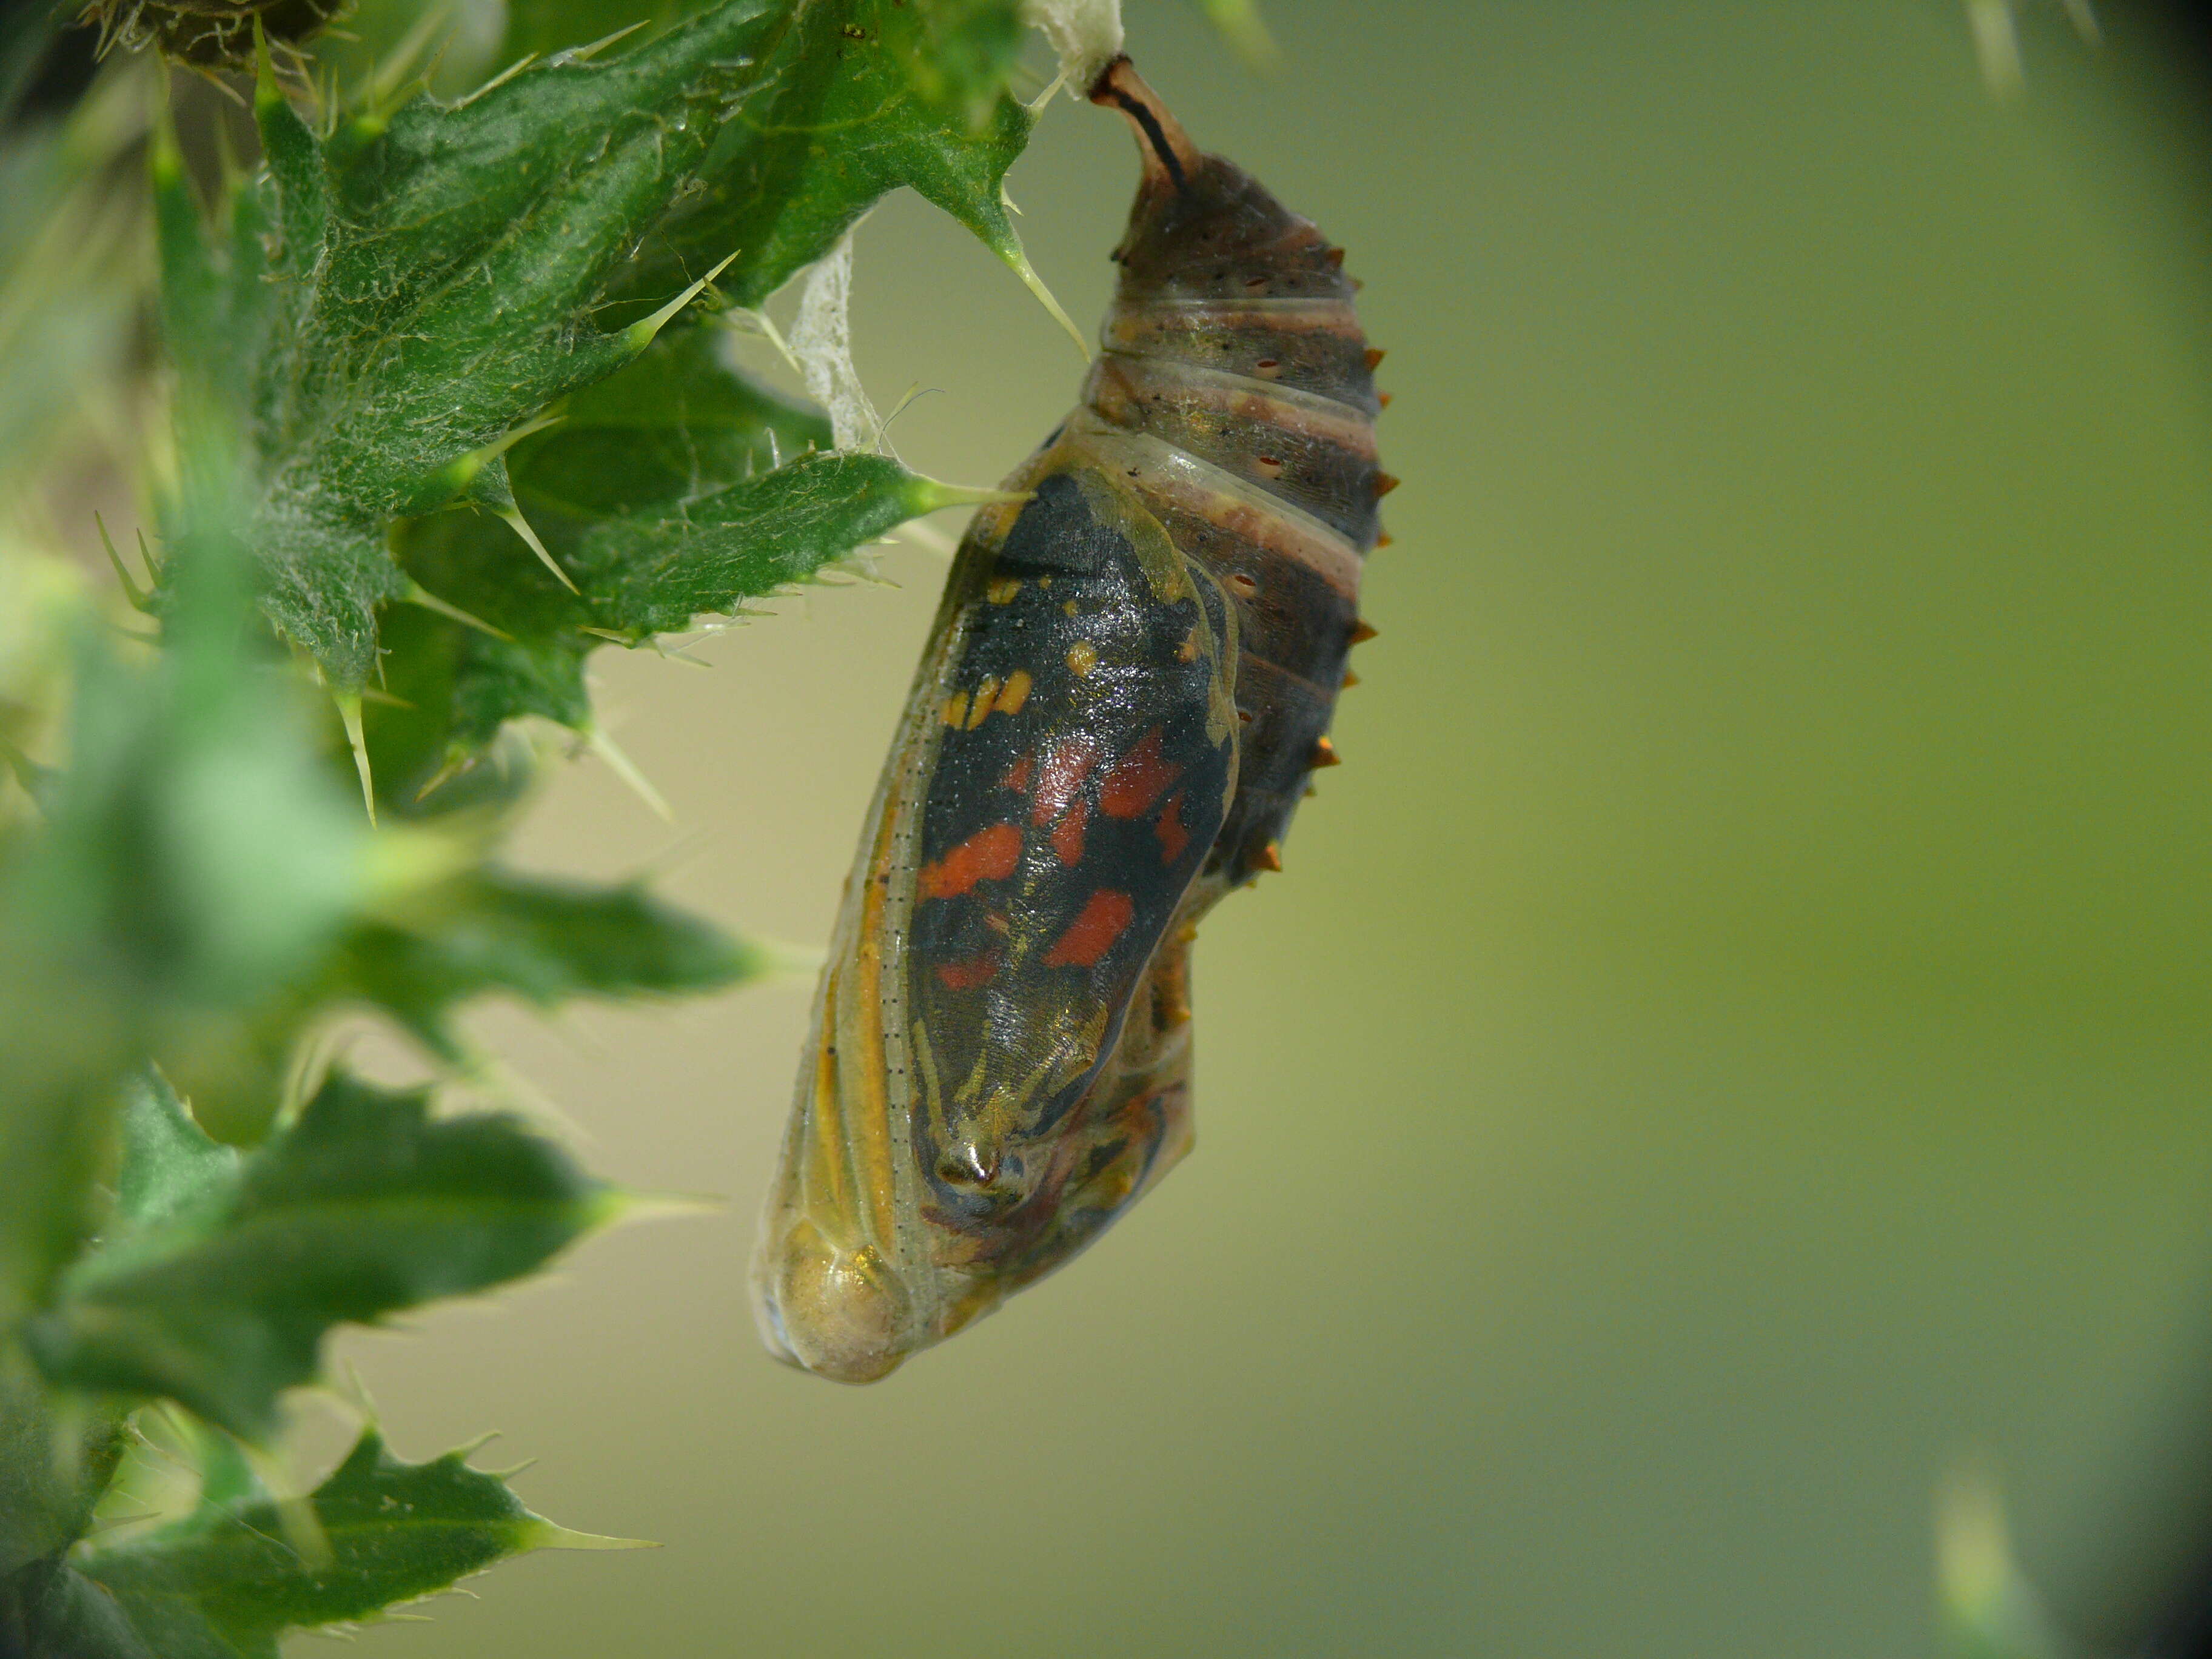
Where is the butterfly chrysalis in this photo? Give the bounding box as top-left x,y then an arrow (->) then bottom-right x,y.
753,58 -> 1389,1382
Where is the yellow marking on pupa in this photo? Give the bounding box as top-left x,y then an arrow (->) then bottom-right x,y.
801,973 -> 851,1220
967,677 -> 1000,728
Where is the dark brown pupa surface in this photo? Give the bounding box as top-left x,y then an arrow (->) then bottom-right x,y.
1083,55 -> 1386,886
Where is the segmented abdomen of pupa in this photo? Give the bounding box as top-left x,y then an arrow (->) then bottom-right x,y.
1078,57 -> 1386,887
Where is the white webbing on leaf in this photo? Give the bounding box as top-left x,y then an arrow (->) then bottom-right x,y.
1021,0 -> 1123,95
790,228 -> 880,453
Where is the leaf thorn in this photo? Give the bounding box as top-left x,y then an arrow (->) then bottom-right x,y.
252,16 -> 284,115
739,307 -> 805,379
909,478 -> 1031,514
412,749 -> 473,803
625,249 -> 743,354
364,0 -> 452,107
498,509 -> 578,594
562,18 -> 650,61
1002,240 -> 1088,360
528,1523 -> 659,1552
403,581 -> 514,642
96,513 -> 157,613
583,726 -> 672,822
603,1188 -> 725,1225
452,51 -> 538,110
1024,70 -> 1069,113
335,692 -> 377,825
449,1429 -> 503,1460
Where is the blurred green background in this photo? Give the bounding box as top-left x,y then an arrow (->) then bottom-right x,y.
275,1 -> 2212,1652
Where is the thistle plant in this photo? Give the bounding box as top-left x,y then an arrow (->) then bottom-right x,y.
0,0 -> 1132,1648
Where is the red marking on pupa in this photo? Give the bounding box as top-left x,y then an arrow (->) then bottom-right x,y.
1033,736 -> 1101,825
1099,727 -> 1181,820
1052,799 -> 1090,866
1155,791 -> 1190,864
1044,890 -> 1135,968
918,823 -> 1022,900
937,951 -> 1002,990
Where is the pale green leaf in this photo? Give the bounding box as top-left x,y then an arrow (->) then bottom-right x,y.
335,866 -> 773,1056
0,1347 -> 129,1580
25,1073 -> 612,1441
113,1074 -> 238,1238
377,328 -> 967,782
0,543 -> 380,1330
0,1554 -> 154,1659
76,1427 -> 640,1659
156,0 -> 1047,689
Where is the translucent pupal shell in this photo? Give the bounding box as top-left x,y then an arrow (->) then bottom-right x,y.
752,59 -> 1382,1382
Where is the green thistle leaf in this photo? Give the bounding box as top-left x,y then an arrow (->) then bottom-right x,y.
210,1 -> 791,685
0,535 -> 389,1328
158,0 -> 1044,690
882,0 -> 1026,131
75,1427 -> 642,1659
112,1073 -> 240,1239
0,1554 -> 153,1659
377,327 -> 966,791
623,0 -> 1041,313
335,866 -> 773,1057
526,324 -> 837,515
24,1072 -> 613,1441
0,1347 -> 129,1581
572,449 -> 959,636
